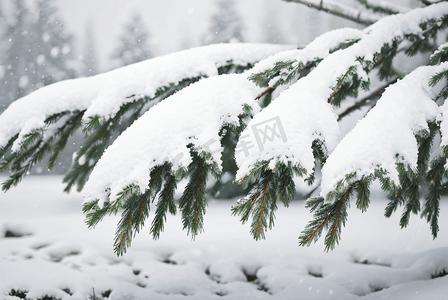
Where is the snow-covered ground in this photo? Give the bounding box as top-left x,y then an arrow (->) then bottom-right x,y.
1,176 -> 448,300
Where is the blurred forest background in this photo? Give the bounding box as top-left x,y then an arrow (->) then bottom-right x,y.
0,0 -> 362,175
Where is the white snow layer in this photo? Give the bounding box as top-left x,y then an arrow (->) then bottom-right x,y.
320,65 -> 442,196
0,43 -> 294,149
82,74 -> 263,205
235,3 -> 448,182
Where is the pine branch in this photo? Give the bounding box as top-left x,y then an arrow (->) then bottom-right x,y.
356,0 -> 410,15
328,65 -> 369,107
337,79 -> 397,121
65,59 -> 258,193
283,0 -> 381,25
113,185 -> 152,256
430,43 -> 448,65
249,59 -> 319,89
63,77 -> 202,193
233,161 -> 306,240
421,0 -> 445,6
179,149 -> 217,238
299,184 -> 352,251
255,87 -> 273,100
384,123 -> 437,229
1,111 -> 84,191
423,155 -> 445,238
150,168 -> 177,239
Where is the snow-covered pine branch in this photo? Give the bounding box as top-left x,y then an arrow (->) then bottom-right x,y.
299,64 -> 447,250
0,43 -> 293,192
358,0 -> 412,15
233,2 -> 448,245
82,27 -> 369,254
2,0 -> 448,256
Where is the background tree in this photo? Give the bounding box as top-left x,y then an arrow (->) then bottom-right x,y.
111,14 -> 153,68
81,19 -> 99,75
1,0 -> 448,256
0,0 -> 76,113
203,0 -> 244,45
31,0 -> 76,87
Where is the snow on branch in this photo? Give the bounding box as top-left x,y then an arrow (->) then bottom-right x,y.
358,0 -> 411,15
236,3 -> 448,183
283,0 -> 382,25
0,44 -> 293,147
0,43 -> 293,191
232,2 -> 448,243
298,64 -> 448,250
82,74 -> 261,206
0,43 -> 292,149
320,64 -> 445,196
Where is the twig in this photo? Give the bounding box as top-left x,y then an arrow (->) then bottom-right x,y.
337,79 -> 397,121
256,87 -> 274,100
283,0 -> 381,26
420,0 -> 444,6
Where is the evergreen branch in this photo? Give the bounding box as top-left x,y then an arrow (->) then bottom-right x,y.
255,87 -> 274,100
397,164 -> 421,229
47,110 -> 84,170
233,161 -> 303,240
113,185 -> 152,256
67,60 -> 253,193
423,154 -> 445,238
328,65 -> 369,107
355,176 -> 372,212
151,169 -> 178,239
83,200 -> 120,229
217,62 -> 255,75
148,163 -> 171,199
429,69 -> 448,100
388,123 -> 437,228
1,111 -> 83,192
179,149 -> 214,237
63,76 -> 203,193
420,0 -> 445,6
356,0 -> 408,15
250,37 -> 363,107
299,185 -> 352,251
430,43 -> 448,65
371,38 -> 401,81
249,59 -> 319,90
329,39 -> 361,54
231,192 -> 261,224
283,0 -> 381,25
252,171 -> 272,240
0,134 -> 19,169
337,78 -> 397,121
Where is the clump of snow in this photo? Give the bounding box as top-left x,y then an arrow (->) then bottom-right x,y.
250,27 -> 366,76
82,74 -> 262,205
0,43 -> 294,149
320,65 -> 441,196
